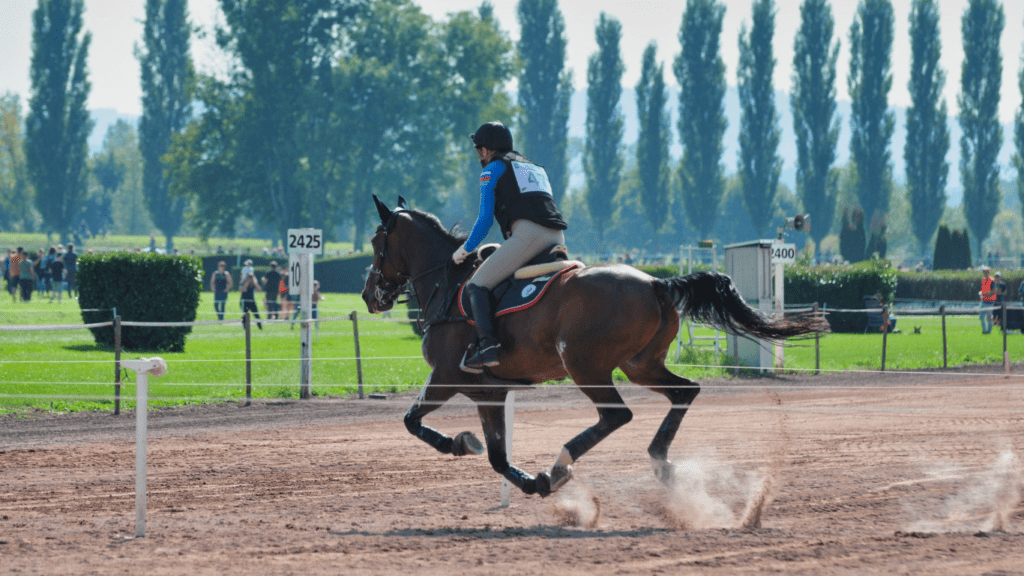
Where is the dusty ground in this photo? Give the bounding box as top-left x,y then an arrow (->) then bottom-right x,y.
2,367 -> 1024,575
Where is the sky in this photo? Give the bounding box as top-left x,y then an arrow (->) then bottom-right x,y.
1,0 -> 1023,122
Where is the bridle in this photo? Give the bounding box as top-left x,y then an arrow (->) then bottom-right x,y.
367,210 -> 450,315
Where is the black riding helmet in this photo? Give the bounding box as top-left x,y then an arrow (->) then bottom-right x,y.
470,121 -> 513,151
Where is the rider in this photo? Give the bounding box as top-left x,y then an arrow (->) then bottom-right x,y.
452,121 -> 568,370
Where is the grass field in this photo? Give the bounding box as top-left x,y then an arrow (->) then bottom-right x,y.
2,292 -> 1021,414
0,232 -> 359,257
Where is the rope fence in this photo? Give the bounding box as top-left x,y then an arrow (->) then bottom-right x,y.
2,302 -> 1022,413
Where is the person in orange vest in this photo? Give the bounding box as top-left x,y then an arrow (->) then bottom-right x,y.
979,266 -> 997,334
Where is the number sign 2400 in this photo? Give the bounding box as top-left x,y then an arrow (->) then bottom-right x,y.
771,243 -> 796,263
286,229 -> 323,254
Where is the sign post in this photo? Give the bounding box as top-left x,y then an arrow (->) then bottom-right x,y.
770,240 -> 796,371
287,228 -> 322,399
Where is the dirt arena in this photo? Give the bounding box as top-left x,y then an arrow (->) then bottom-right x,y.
3,367 -> 1024,575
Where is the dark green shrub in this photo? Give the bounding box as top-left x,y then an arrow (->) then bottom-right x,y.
199,253 -> 373,293
894,269 -> 1023,302
785,258 -> 898,333
635,265 -> 679,279
79,253 -> 203,352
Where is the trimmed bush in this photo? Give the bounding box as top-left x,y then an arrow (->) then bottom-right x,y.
79,253 -> 203,352
785,258 -> 898,333
894,269 -> 1024,302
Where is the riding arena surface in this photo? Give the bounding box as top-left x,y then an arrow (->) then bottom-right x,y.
3,366 -> 1024,575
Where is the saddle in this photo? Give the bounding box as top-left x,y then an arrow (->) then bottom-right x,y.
458,244 -> 584,323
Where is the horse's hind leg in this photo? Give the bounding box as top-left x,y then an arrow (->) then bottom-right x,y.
404,371 -> 484,457
620,361 -> 700,485
476,393 -> 539,495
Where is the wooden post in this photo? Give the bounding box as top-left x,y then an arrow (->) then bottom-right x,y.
244,312 -> 252,406
1003,301 -> 1009,377
880,305 -> 889,372
114,315 -> 121,416
351,310 -> 364,399
813,302 -> 820,375
940,305 -> 947,369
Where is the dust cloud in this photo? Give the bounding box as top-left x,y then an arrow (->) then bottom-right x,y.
551,483 -> 601,528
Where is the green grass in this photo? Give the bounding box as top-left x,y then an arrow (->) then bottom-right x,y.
2,293 -> 1020,414
0,232 -> 361,257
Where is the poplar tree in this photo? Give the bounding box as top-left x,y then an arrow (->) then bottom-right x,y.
138,0 -> 194,251
584,13 -> 624,247
0,94 -> 33,231
25,0 -> 94,241
737,0 -> 782,238
635,42 -> 671,235
906,0 -> 950,256
517,0 -> 573,204
791,0 -> 840,252
848,0 -> 895,226
1014,19 -> 1024,223
674,0 -> 727,240
959,0 -> 1004,258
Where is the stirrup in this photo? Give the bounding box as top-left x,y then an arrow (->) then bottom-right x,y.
464,339 -> 499,370
459,349 -> 484,374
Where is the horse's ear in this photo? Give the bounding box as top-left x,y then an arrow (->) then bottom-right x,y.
397,195 -> 409,210
373,194 -> 392,223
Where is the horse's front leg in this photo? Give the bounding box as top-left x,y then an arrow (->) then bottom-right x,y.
404,371 -> 484,457
476,395 -> 540,496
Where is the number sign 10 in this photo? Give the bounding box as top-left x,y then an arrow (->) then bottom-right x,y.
287,228 -> 323,255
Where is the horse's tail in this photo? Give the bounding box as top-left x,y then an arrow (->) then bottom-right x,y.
655,271 -> 829,340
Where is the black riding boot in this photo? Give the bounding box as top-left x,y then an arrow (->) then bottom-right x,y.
464,284 -> 500,370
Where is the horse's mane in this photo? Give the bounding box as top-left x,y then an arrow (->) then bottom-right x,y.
406,209 -> 467,249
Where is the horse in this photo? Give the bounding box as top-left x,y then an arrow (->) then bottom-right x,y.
361,195 -> 828,498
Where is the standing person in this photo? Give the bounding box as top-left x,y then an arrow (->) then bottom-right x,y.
239,272 -> 262,329
49,253 -> 65,302
3,249 -> 11,299
5,249 -> 19,300
451,121 -> 568,370
63,243 -> 78,298
16,247 -> 35,301
210,261 -> 233,320
43,247 -> 57,295
993,271 -> 1008,329
979,266 -> 997,334
262,261 -> 282,320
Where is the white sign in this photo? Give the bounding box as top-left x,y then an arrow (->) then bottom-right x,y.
287,228 -> 323,255
288,254 -> 301,296
770,243 -> 797,264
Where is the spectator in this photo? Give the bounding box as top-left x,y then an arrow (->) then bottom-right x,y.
49,253 -> 65,302
979,266 -> 996,334
16,247 -> 35,301
3,249 -> 13,299
43,246 -> 57,295
241,259 -> 253,281
8,248 -> 24,300
262,261 -> 282,319
280,269 -> 294,319
63,243 -> 78,298
993,271 -> 1007,328
239,272 -> 262,329
291,279 -> 323,330
34,248 -> 46,293
210,260 -> 233,321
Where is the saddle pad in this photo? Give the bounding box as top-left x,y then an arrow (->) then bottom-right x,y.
459,263 -> 581,323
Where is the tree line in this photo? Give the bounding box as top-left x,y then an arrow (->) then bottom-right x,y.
1,0 -> 1023,263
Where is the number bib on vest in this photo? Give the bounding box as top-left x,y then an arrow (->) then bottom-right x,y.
511,161 -> 553,196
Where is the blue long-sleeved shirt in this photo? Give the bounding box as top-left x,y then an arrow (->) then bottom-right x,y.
464,160 -> 506,251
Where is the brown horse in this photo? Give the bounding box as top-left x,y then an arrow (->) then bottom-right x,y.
362,195 -> 827,498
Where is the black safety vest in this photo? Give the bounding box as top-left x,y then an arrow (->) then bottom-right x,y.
491,151 -> 567,239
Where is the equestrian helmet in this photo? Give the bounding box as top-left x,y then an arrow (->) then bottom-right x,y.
470,122 -> 513,151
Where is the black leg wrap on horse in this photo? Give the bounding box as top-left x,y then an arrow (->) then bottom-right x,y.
405,411 -> 454,455
565,407 -> 633,462
648,388 -> 699,461
502,466 -> 537,495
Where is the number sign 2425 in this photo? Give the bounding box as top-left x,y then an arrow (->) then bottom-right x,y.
287,229 -> 323,255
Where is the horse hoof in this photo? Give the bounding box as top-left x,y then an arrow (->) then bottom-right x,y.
652,459 -> 675,486
549,465 -> 573,492
535,471 -> 553,498
452,431 -> 484,456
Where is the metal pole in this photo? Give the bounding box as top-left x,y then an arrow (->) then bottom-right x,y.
940,305 -> 947,369
299,253 -> 313,399
135,369 -> 148,537
1003,301 -> 1009,377
500,391 -> 515,508
814,302 -> 820,375
244,312 -> 252,406
114,315 -> 121,416
351,310 -> 364,399
880,305 -> 889,372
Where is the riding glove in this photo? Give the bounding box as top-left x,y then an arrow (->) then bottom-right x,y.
452,245 -> 471,265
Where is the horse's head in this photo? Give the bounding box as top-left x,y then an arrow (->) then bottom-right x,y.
361,195 -> 412,313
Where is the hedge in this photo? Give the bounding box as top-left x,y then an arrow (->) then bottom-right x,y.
79,253 -> 203,351
784,258 -> 898,333
894,269 -> 1024,302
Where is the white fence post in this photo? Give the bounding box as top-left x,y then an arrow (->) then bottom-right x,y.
121,357 -> 167,538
